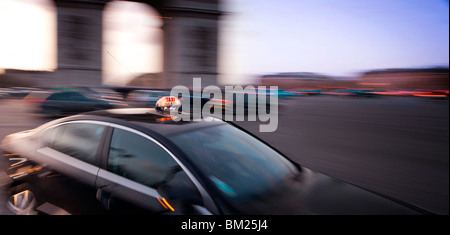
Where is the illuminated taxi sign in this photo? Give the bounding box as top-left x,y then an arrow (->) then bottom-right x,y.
155,96 -> 181,113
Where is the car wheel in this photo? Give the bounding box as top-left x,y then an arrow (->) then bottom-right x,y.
6,183 -> 38,215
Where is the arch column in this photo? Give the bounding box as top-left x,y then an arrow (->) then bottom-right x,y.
158,1 -> 223,88
53,0 -> 110,87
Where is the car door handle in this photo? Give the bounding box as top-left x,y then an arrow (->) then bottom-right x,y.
96,186 -> 112,209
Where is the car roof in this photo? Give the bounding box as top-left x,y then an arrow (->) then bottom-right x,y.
69,108 -> 225,136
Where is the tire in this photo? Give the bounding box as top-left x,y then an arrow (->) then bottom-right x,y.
6,183 -> 38,215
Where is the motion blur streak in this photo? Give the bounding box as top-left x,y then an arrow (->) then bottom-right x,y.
162,198 -> 175,212
157,197 -> 168,210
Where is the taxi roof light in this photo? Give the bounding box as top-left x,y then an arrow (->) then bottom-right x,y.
155,96 -> 181,113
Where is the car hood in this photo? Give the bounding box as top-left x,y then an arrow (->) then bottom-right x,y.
224,168 -> 429,215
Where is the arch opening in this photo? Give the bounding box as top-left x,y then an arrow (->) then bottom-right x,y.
103,0 -> 163,86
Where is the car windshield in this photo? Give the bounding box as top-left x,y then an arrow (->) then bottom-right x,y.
169,124 -> 299,203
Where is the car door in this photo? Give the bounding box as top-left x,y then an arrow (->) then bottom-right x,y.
33,121 -> 109,214
95,126 -> 206,214
65,92 -> 93,113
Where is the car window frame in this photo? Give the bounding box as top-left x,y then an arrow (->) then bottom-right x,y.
39,120 -> 110,167
101,122 -> 219,214
105,127 -> 184,188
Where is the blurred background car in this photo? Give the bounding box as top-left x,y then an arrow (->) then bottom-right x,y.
323,89 -> 379,97
0,88 -> 12,100
126,89 -> 170,107
0,87 -> 42,100
31,90 -> 126,117
217,88 -> 278,117
279,89 -> 321,97
177,90 -> 212,115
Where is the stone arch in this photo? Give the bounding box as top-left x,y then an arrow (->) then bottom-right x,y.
53,0 -> 222,88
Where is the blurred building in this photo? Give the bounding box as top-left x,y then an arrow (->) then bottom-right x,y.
53,0 -> 223,88
357,68 -> 449,90
0,69 -> 54,88
126,73 -> 164,88
2,0 -> 223,89
260,72 -> 357,89
260,68 -> 449,91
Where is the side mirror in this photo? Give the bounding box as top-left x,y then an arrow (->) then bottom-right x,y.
156,166 -> 204,212
158,183 -> 203,206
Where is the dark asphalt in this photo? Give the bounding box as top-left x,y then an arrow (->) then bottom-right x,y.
234,96 -> 449,214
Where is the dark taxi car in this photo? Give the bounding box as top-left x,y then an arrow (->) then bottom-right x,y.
39,91 -> 123,117
0,101 -> 430,215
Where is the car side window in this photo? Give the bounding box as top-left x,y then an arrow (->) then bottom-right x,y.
107,128 -> 201,198
69,92 -> 90,101
44,123 -> 105,165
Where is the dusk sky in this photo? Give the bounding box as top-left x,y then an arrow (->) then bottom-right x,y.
0,0 -> 449,85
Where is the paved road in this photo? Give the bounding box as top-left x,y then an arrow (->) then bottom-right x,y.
234,96 -> 449,214
0,96 -> 448,214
